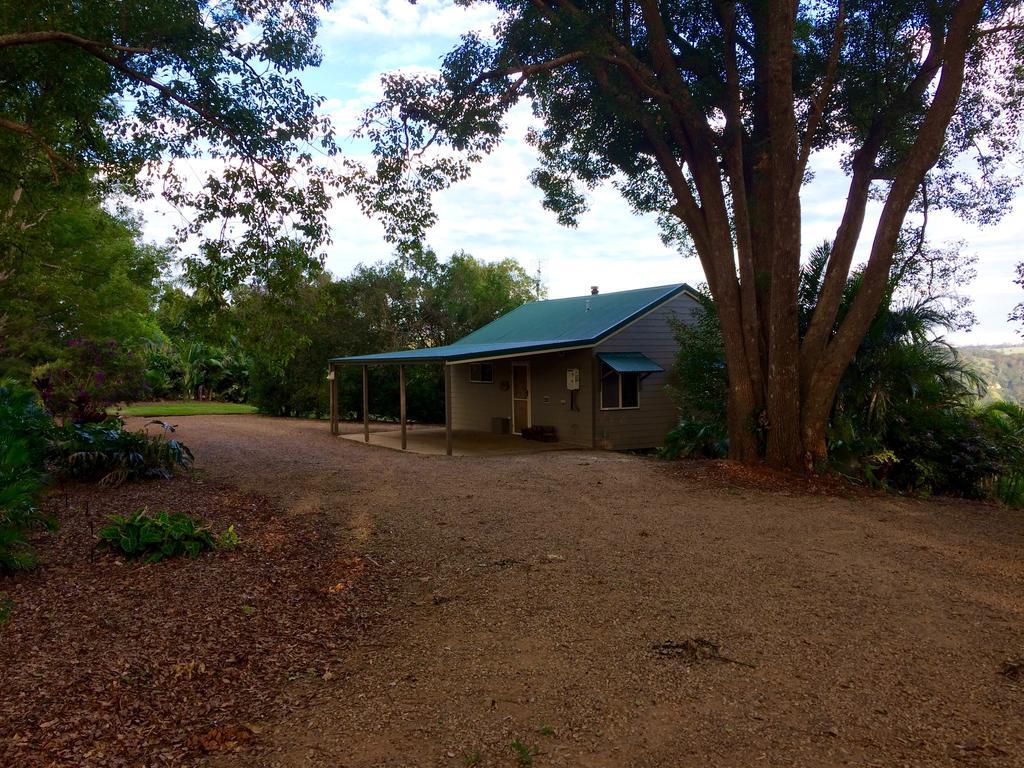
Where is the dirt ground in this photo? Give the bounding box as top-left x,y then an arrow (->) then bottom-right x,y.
7,413 -> 1022,767
134,414 -> 1024,768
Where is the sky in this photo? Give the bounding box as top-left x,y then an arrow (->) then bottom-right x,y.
141,0 -> 1024,346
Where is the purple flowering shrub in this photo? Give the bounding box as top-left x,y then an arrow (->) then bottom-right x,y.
32,339 -> 149,423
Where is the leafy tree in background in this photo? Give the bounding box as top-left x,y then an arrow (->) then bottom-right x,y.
0,186 -> 168,378
416,249 -> 542,346
237,251 -> 539,419
0,0 -> 336,291
350,0 -> 1024,470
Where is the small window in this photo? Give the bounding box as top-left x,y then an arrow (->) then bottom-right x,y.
600,363 -> 640,409
469,363 -> 494,383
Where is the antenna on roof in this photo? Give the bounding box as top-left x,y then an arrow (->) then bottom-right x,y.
534,259 -> 543,300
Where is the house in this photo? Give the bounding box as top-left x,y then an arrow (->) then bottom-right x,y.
327,283 -> 701,453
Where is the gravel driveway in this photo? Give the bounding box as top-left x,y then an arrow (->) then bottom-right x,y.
148,415 -> 1023,767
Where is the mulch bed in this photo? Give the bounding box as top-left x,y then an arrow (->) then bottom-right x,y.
660,456 -> 875,496
0,475 -> 379,767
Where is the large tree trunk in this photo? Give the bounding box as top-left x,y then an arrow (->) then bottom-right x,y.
522,0 -> 985,473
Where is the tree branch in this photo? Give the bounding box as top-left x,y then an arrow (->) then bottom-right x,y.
0,117 -> 75,182
0,30 -> 151,54
802,0 -> 985,438
800,13 -> 948,386
793,0 -> 845,190
0,29 -> 259,163
471,51 -> 587,90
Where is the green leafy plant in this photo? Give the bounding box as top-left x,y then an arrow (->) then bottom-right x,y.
0,436 -> 57,572
217,524 -> 241,551
97,510 -> 219,563
0,381 -> 57,572
510,740 -> 538,766
50,418 -> 193,486
0,379 -> 55,463
660,416 -> 728,460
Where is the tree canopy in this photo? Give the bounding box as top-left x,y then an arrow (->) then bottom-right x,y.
0,183 -> 168,378
0,0 -> 336,288
350,0 -> 1024,469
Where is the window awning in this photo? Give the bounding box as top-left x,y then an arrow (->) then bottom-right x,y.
597,352 -> 664,374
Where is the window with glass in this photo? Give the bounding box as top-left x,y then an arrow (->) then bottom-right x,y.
600,363 -> 640,409
469,363 -> 494,383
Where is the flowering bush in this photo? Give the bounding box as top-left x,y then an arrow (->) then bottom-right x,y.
33,339 -> 148,423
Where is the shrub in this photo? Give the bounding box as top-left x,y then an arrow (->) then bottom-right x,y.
33,339 -> 149,423
0,436 -> 55,572
0,378 -> 55,463
142,340 -> 185,400
0,380 -> 56,572
97,509 -> 218,562
660,417 -> 728,460
975,401 -> 1024,506
50,418 -> 194,486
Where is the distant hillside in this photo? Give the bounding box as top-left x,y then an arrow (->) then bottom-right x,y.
958,345 -> 1024,402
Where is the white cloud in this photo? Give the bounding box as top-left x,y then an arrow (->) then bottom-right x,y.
321,0 -> 499,42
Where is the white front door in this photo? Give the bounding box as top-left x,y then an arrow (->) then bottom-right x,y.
512,363 -> 530,434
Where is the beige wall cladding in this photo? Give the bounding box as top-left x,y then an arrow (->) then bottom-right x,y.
450,348 -> 594,447
594,292 -> 701,450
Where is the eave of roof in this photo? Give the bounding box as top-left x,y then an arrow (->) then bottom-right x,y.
330,282 -> 695,366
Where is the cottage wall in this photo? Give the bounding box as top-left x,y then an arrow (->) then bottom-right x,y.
450,347 -> 594,447
592,291 -> 701,450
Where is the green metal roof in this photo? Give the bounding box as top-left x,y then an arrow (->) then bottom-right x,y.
597,352 -> 664,374
330,283 -> 691,365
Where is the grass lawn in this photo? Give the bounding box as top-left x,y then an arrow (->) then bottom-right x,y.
113,401 -> 260,417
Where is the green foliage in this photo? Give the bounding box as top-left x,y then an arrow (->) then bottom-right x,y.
0,435 -> 55,572
33,339 -> 149,423
510,740 -> 538,766
1,1 -> 337,292
0,379 -> 54,464
241,249 -> 537,420
666,287 -> 728,452
350,3 -> 1022,263
50,419 -> 193,486
0,380 -> 56,572
97,510 -> 218,563
141,340 -> 186,401
217,524 -> 241,551
667,242 -> 1024,504
975,402 -> 1024,506
0,188 -> 168,380
660,417 -> 729,460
